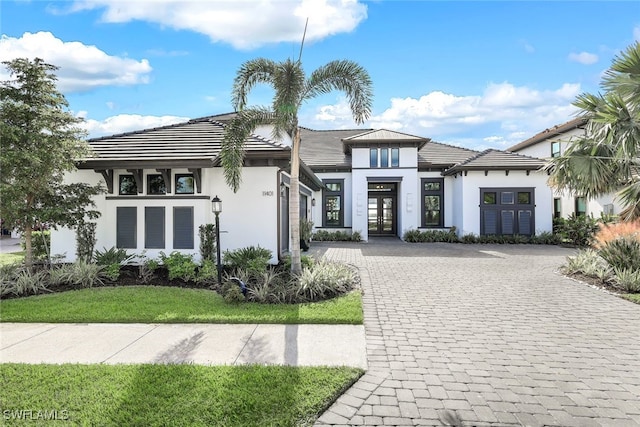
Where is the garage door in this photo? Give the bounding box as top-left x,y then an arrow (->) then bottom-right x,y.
480,188 -> 535,236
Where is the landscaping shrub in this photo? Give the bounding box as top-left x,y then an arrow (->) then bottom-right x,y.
21,230 -> 50,261
312,230 -> 361,242
598,238 -> 640,272
593,219 -> 640,249
553,214 -> 599,247
159,251 -> 198,282
94,247 -> 134,265
223,246 -> 272,276
75,221 -> 97,263
613,267 -> 640,293
282,254 -> 315,272
199,223 -> 217,263
67,261 -> 105,288
403,229 -> 458,243
300,219 -> 314,245
221,277 -> 246,303
564,249 -> 609,277
296,260 -> 355,301
529,231 -> 562,245
196,259 -> 217,284
0,264 -> 50,298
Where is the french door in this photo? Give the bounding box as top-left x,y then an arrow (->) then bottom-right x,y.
368,195 -> 395,235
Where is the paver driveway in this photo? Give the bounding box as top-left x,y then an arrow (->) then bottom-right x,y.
313,241 -> 640,426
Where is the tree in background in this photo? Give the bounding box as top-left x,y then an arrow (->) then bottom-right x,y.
221,57 -> 372,274
0,58 -> 103,266
548,42 -> 640,221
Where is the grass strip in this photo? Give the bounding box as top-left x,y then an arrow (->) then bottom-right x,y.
0,286 -> 363,324
0,364 -> 363,426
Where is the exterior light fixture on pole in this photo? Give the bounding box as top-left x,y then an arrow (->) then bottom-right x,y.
211,195 -> 222,285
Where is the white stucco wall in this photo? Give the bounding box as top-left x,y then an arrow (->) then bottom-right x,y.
448,170 -> 553,236
51,166 -> 281,264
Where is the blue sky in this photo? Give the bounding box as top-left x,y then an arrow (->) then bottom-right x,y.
1,1 -> 639,150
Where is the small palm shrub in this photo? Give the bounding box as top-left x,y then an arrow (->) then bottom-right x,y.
94,247 -> 134,265
159,251 -> 197,282
598,238 -> 640,272
223,246 -> 272,276
296,260 -> 355,301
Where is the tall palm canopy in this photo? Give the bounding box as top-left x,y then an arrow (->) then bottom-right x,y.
221,57 -> 373,273
548,41 -> 640,221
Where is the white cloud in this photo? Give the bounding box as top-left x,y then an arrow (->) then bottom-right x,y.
80,114 -> 189,138
310,82 -> 582,150
568,51 -> 599,65
66,0 -> 367,50
0,32 -> 152,93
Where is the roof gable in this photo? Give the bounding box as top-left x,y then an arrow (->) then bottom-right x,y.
342,129 -> 430,153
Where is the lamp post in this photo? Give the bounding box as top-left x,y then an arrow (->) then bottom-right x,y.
211,195 -> 222,285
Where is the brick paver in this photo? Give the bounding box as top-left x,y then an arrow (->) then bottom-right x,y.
313,240 -> 640,426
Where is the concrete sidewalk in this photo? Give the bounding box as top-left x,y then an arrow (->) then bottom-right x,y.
0,323 -> 367,368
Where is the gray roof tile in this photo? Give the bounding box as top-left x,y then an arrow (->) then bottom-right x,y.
443,149 -> 545,175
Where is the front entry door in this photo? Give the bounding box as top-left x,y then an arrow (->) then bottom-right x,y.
368,195 -> 395,235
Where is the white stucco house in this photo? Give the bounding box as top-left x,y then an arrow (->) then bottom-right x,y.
508,118 -> 623,220
52,113 -> 553,263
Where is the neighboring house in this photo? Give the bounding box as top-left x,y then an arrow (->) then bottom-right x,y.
508,118 -> 622,220
51,113 -> 552,262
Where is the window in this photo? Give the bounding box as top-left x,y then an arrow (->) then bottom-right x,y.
480,188 -> 535,236
370,148 -> 399,168
391,148 -> 399,167
575,197 -> 587,216
145,207 -> 165,249
551,141 -> 561,158
421,178 -> 444,227
116,207 -> 137,248
380,148 -> 389,167
119,175 -> 137,195
173,207 -> 194,249
369,149 -> 378,168
322,179 -> 344,227
147,174 -> 166,195
175,174 -> 194,194
553,198 -> 562,219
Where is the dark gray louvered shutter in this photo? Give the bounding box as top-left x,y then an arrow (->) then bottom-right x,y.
518,210 -> 532,235
117,207 -> 137,248
173,207 -> 194,249
145,207 -> 165,249
483,210 -> 498,235
501,210 -> 515,235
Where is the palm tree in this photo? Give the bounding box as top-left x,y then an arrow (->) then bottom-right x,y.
548,41 -> 640,221
221,58 -> 373,274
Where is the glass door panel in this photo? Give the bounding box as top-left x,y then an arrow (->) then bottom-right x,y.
368,195 -> 395,235
381,197 -> 393,232
367,198 -> 378,232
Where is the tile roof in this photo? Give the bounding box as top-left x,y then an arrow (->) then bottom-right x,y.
298,127 -> 369,169
508,117 -> 587,152
418,141 -> 479,168
79,117 -> 288,167
443,149 -> 546,175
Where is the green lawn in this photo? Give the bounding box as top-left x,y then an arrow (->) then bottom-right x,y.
0,364 -> 362,426
623,293 -> 640,304
0,286 -> 363,324
0,251 -> 24,266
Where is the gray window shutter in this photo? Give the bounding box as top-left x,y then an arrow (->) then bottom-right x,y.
518,210 -> 532,235
483,210 -> 498,235
173,207 -> 194,249
117,207 -> 137,249
145,207 -> 165,249
501,210 -> 515,235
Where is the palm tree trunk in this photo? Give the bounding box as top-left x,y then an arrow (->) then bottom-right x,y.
289,127 -> 302,275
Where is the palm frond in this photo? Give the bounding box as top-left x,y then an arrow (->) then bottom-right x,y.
603,41 -> 640,101
220,107 -> 274,192
271,59 -> 305,141
618,179 -> 640,221
303,59 -> 373,124
231,58 -> 277,111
